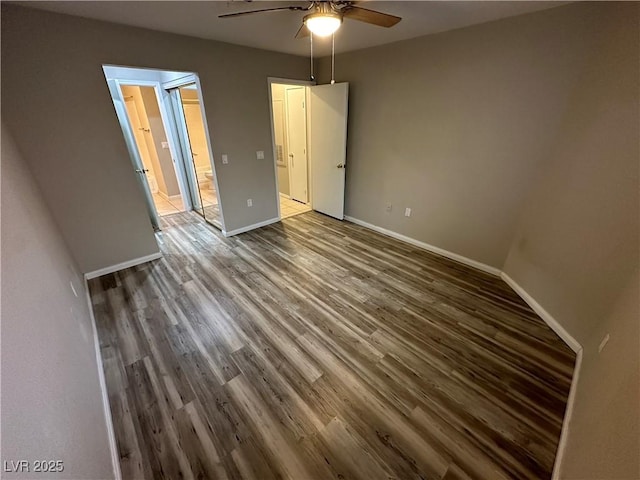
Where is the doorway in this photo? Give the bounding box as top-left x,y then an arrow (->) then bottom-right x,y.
103,65 -> 226,232
121,85 -> 185,216
270,81 -> 313,219
269,79 -> 349,222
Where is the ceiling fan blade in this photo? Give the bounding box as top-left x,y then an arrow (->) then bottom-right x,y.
219,6 -> 306,19
341,6 -> 401,28
295,24 -> 310,39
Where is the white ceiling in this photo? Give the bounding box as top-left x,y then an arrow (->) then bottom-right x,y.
15,1 -> 566,57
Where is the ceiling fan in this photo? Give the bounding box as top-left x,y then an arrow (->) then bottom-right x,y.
219,1 -> 402,38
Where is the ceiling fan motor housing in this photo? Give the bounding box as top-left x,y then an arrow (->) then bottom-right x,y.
304,2 -> 343,37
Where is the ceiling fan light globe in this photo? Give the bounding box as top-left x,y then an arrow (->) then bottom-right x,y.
305,14 -> 341,37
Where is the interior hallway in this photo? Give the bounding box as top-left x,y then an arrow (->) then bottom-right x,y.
89,211 -> 574,480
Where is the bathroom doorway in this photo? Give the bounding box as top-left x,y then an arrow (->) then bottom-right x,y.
121,85 -> 185,216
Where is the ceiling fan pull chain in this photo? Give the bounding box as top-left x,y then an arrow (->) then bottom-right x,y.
331,32 -> 336,85
310,32 -> 315,82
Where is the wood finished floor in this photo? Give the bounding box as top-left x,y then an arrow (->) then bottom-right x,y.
89,211 -> 575,480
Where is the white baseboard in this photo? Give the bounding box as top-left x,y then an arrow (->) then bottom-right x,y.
223,217 -> 280,237
84,252 -> 163,280
84,282 -> 122,480
499,272 -> 583,480
500,272 -> 581,353
344,215 -> 501,276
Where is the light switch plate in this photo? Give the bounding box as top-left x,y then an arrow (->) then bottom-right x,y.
222,154 -> 228,164
256,150 -> 265,160
161,141 -> 169,149
405,207 -> 412,217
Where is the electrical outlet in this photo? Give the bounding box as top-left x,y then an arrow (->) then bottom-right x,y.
247,198 -> 253,207
256,150 -> 265,160
161,141 -> 169,149
598,333 -> 610,353
385,204 -> 392,213
222,154 -> 229,164
405,207 -> 412,217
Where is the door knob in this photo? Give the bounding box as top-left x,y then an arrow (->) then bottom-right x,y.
135,169 -> 149,174
336,163 -> 345,169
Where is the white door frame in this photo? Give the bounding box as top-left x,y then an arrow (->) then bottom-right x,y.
163,75 -> 227,232
267,77 -> 315,220
116,79 -> 192,211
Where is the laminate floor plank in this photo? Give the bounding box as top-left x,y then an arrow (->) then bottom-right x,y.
89,211 -> 575,480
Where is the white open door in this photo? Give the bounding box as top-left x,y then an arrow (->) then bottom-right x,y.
310,82 -> 349,220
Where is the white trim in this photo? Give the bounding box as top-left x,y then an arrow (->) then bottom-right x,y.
223,217 -> 280,237
344,215 -> 501,276
500,272 -> 581,353
85,281 -> 122,480
84,252 -> 162,280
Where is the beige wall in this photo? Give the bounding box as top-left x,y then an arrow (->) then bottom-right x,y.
562,270 -> 639,480
502,1 -> 639,347
501,4 -> 639,478
319,2 -> 639,478
318,3 -> 625,269
1,122 -> 114,479
1,4 -> 307,272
